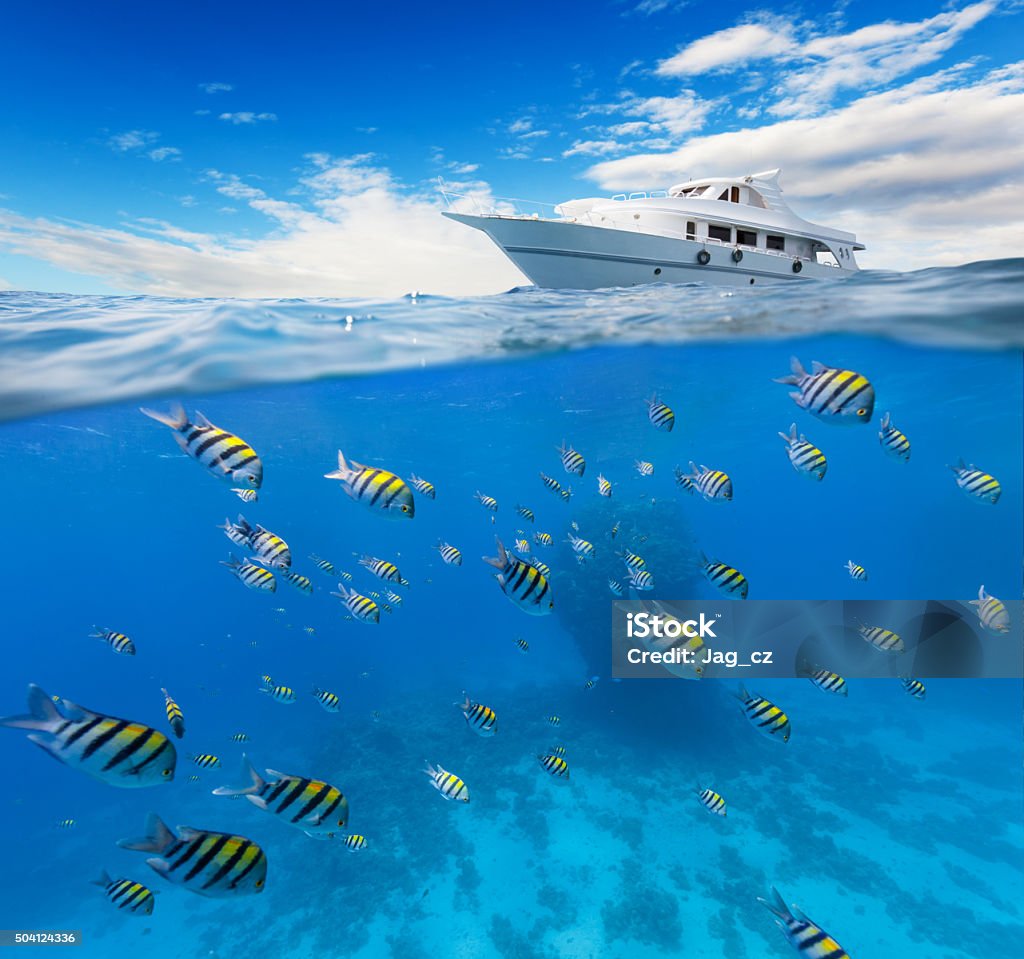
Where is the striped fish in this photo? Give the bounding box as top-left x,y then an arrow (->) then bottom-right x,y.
90,627 -> 135,656
801,667 -> 848,697
700,553 -> 749,599
259,681 -> 297,705
673,468 -> 696,493
514,537 -> 531,555
435,541 -> 463,566
474,491 -> 499,512
773,357 -> 875,424
545,715 -> 561,727
309,554 -> 336,577
232,488 -> 258,504
331,584 -> 380,624
482,537 -> 553,616
696,787 -> 727,817
219,517 -> 251,547
735,685 -> 791,742
343,834 -> 367,851
628,567 -> 654,591
339,570 -> 353,582
187,774 -> 200,783
118,812 -> 266,896
758,886 -> 850,958
539,472 -> 563,496
229,733 -> 251,743
597,473 -> 613,497
608,579 -> 624,597
233,515 -> 291,568
584,676 -> 599,690
385,589 -> 403,607
557,441 -> 586,476
566,534 -> 595,556
533,560 -> 551,577
538,754 -> 569,779
845,561 -> 867,582
140,403 -> 263,488
645,393 -> 675,431
458,694 -> 497,736
57,818 -> 76,829
534,532 -> 553,547
949,459 -> 1001,504
281,570 -> 313,595
92,870 -> 155,915
221,554 -> 276,592
423,762 -> 469,803
858,623 -> 904,653
610,521 -> 621,538
617,548 -> 646,569
548,745 -> 567,757
575,553 -> 588,567
560,485 -> 574,502
312,687 -> 341,713
359,555 -> 408,585
191,754 -> 221,769
878,412 -> 911,462
161,688 -> 185,739
0,684 -> 176,788
408,473 -> 436,499
213,756 -> 349,839
778,424 -> 827,481
324,450 -> 415,518
634,460 -> 654,476
516,505 -> 535,523
900,677 -> 926,700
513,638 -> 529,654
687,462 -> 733,502
969,584 -> 1010,633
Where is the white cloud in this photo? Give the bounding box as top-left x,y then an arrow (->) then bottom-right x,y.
0,155 -> 526,297
194,109 -> 211,116
219,112 -> 277,125
657,19 -> 797,76
148,146 -> 182,162
108,130 -> 159,152
199,82 -> 233,94
508,117 -> 535,135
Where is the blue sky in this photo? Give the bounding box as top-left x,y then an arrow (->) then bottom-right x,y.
1,0 -> 1021,295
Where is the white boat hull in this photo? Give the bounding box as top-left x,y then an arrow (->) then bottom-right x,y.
443,213 -> 851,290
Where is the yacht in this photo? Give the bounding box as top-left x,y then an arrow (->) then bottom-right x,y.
441,169 -> 863,290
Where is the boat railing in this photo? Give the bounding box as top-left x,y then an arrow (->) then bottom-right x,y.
438,180 -> 560,220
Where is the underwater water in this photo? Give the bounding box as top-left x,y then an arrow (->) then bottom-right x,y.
0,264 -> 1022,958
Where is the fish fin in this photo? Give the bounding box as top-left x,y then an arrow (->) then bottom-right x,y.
174,825 -> 206,842
947,458 -> 966,473
880,411 -> 891,430
145,858 -> 171,878
220,553 -> 241,570
810,361 -> 827,374
733,683 -> 749,702
192,410 -> 213,428
482,537 -> 508,570
139,402 -> 188,431
788,391 -> 806,407
756,886 -> 792,923
246,795 -> 269,811
0,683 -> 63,731
772,356 -> 805,385
91,869 -> 113,888
118,813 -> 175,853
978,584 -> 989,600
212,754 -> 265,797
265,768 -> 288,780
324,450 -> 351,481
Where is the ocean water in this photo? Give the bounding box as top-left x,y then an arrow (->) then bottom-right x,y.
0,263 -> 1022,958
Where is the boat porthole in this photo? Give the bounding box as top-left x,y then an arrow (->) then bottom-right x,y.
697,250 -> 711,265
654,268 -> 662,276
749,278 -> 755,285
792,260 -> 803,273
731,249 -> 743,263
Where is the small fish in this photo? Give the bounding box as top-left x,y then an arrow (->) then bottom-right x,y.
221,554 -> 276,592
878,412 -> 911,462
534,532 -> 553,547
309,555 -> 336,577
635,460 -> 654,476
610,521 -> 621,538
969,585 -> 1010,633
608,579 -> 624,597
281,571 -> 313,595
566,534 -> 595,556
514,538 -> 531,555
533,560 -> 551,577
119,813 -> 266,896
331,584 -> 380,624
513,638 -> 529,654
312,687 -> 341,713
545,715 -> 561,727
92,870 -> 156,915
0,684 -> 176,788
474,491 -> 499,512
645,393 -> 675,432
845,561 -> 867,582
233,514 -> 291,568
758,886 -> 850,958
324,450 -> 415,518
516,505 -> 535,523
557,440 -> 586,476
90,627 -> 136,656
570,520 -> 580,532
597,474 -> 613,497
339,570 -> 353,582
560,486 -> 573,502
220,517 -> 251,548
687,462 -> 733,502
371,710 -> 382,722
229,733 -> 251,743
735,685 -> 791,742
575,553 -> 587,566
700,553 -> 748,599
140,403 -> 263,487
259,681 -> 297,704
773,357 -> 875,424
696,787 -> 727,817
858,623 -> 904,653
423,762 -> 469,802
482,537 -> 553,616
359,555 -> 407,585
191,754 -> 221,769
56,818 -> 76,829
408,474 -> 436,499
583,676 -> 599,690
900,677 -> 926,700
232,487 -> 259,503
628,567 -> 655,591
458,693 -> 497,736
435,541 -> 463,566
385,589 -> 403,606
272,607 -> 286,614
161,688 -> 185,739
548,745 -> 567,757
673,468 -> 696,493
538,754 -> 570,779
187,774 -> 200,783
948,459 -> 1001,504
778,424 -> 827,481
343,834 -> 367,851
801,667 -> 848,697
617,549 -> 646,570
540,472 -> 563,496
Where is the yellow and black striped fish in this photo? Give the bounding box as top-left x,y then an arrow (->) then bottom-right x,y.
232,514 -> 291,568
566,534 -> 595,556
232,487 -> 258,503
557,440 -> 586,476
191,754 -> 221,769
339,570 -> 353,582
220,517 -> 251,547
858,623 -> 904,653
483,537 -> 553,616
90,627 -> 136,656
608,579 -> 625,597
259,680 -> 297,704
92,870 -> 155,915
458,694 -> 497,736
343,834 -> 367,851
324,450 -> 414,518
597,474 -> 613,498
645,393 -> 675,431
687,462 -> 733,502
118,812 -> 266,896
801,667 -> 848,697
845,561 -> 867,582
696,787 -> 727,817
879,412 -> 911,462
533,560 -> 551,577
161,688 -> 185,739
635,460 -> 654,476
408,473 -> 436,499
736,685 -> 791,742
673,468 -> 696,494
281,570 -> 313,595
534,532 -> 553,547
774,357 -> 874,425
423,762 -> 469,802
230,733 -> 251,743
0,684 -> 176,788
214,756 -> 349,839
583,676 -> 600,690
312,687 -> 341,713
385,589 -> 403,606
628,567 -> 654,591
435,540 -> 463,566
900,677 -> 926,700
539,472 -> 563,496
545,715 -> 561,727
758,886 -> 850,958
538,754 -> 569,779
309,554 -> 336,576
516,505 -> 535,523
969,584 -> 1010,633
359,555 -> 408,585
514,538 -> 531,555
221,554 -> 276,592
514,638 -> 529,654
548,744 -> 566,757
187,774 -> 200,783
474,491 -> 499,512
617,548 -> 646,569
331,584 -> 380,623
778,423 -> 827,481
141,403 -> 263,488
948,459 -> 1001,504
700,552 -> 748,599
57,818 -> 76,829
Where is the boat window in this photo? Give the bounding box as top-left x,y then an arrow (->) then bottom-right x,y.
718,189 -> 729,201
730,186 -> 740,203
686,221 -> 696,240
736,229 -> 757,246
766,234 -> 785,251
707,224 -> 731,242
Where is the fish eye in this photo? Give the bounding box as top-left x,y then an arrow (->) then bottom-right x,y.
162,768 -> 173,777
857,408 -> 868,416
338,819 -> 345,826
400,504 -> 409,512
255,878 -> 264,888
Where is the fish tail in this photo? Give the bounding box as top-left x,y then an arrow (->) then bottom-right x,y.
773,357 -> 805,386
139,402 -> 188,431
219,553 -> 241,571
778,423 -> 797,444
757,886 -> 793,923
324,450 -> 351,481
880,411 -> 891,430
947,458 -> 966,473
117,812 -> 174,853
212,754 -> 265,797
482,537 -> 507,570
90,868 -> 113,888
0,683 -> 60,731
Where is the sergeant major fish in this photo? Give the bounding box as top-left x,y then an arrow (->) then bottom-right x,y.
92,870 -> 156,915
948,459 -> 1001,504
457,694 -> 497,736
845,561 -> 867,582
324,451 -> 414,518
645,393 -> 675,432
758,886 -> 850,958
331,584 -> 380,624
312,687 -> 341,713
160,688 -> 185,739
557,441 -> 586,477
423,762 -> 469,802
597,474 -> 613,498
858,623 -> 904,653
358,555 -> 408,585
482,537 -> 553,616
778,424 -> 827,481
735,685 -> 791,741
233,515 -> 291,568
435,541 -> 463,566
90,627 -> 135,656
538,754 -> 569,779
700,553 -> 749,599
879,412 -> 911,462
408,474 -> 436,499
969,585 -> 1010,633
221,554 -> 276,592
773,357 -> 874,424
686,462 -> 733,502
